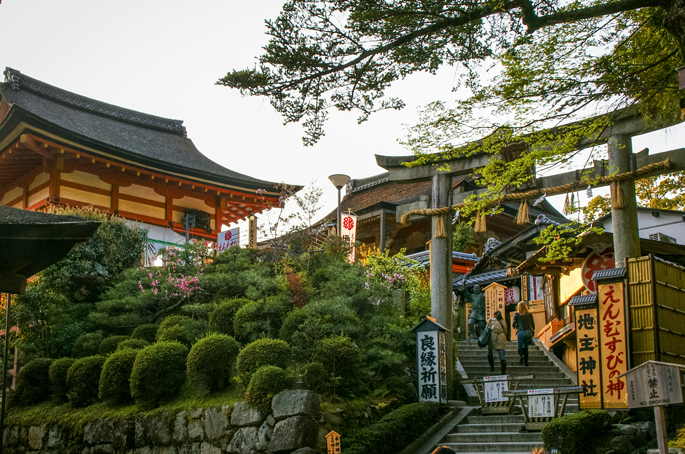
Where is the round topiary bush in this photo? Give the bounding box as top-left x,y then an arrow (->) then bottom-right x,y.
72,331 -> 104,358
99,335 -> 130,355
302,361 -> 327,393
130,341 -> 188,406
10,358 -> 53,406
131,324 -> 158,343
67,356 -> 106,407
233,298 -> 293,344
156,315 -> 206,346
245,365 -> 293,410
312,335 -> 361,396
236,338 -> 291,385
209,298 -> 251,336
116,339 -> 149,351
99,348 -> 139,403
187,334 -> 240,392
49,358 -> 76,401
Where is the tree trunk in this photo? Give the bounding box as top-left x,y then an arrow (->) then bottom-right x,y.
663,0 -> 685,61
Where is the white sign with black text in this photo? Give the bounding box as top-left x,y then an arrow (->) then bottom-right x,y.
484,375 -> 509,403
528,389 -> 555,418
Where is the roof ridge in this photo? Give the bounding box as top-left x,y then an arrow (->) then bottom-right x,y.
3,67 -> 187,137
348,172 -> 391,193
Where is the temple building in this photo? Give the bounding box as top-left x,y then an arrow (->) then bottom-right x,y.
0,68 -> 291,258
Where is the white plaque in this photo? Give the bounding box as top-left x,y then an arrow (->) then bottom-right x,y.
529,393 -> 555,418
484,378 -> 509,403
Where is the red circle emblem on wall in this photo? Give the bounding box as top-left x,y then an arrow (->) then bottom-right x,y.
343,216 -> 354,231
582,248 -> 615,293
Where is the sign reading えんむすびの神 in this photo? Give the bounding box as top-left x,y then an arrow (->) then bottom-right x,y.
598,282 -> 628,409
413,317 -> 448,404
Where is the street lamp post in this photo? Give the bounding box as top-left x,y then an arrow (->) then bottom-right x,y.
328,174 -> 350,235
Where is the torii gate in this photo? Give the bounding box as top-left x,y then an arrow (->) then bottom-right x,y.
376,109 -> 685,398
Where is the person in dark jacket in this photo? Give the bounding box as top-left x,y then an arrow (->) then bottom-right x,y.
512,301 -> 535,366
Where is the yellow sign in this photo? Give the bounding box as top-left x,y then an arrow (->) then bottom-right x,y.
598,282 -> 629,409
326,430 -> 341,454
576,307 -> 602,409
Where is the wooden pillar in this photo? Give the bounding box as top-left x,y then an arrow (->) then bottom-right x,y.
608,135 -> 641,267
379,210 -> 386,252
654,405 -> 667,454
430,172 -> 453,398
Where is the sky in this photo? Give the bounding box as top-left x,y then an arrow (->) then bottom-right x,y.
2,0 -> 684,241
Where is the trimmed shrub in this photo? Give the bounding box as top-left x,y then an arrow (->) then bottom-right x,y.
209,298 -> 251,336
302,362 -> 327,393
130,341 -> 188,406
49,358 -> 76,401
99,335 -> 129,355
342,402 -> 441,454
131,324 -> 158,343
156,315 -> 207,346
187,334 -> 240,392
116,339 -> 149,351
67,356 -> 106,407
10,358 -> 53,406
233,298 -> 293,344
312,335 -> 362,396
72,331 -> 104,358
542,410 -> 612,454
99,348 -> 139,403
245,365 -> 293,410
236,338 -> 291,385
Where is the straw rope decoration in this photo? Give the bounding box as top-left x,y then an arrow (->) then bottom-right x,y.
434,215 -> 447,238
398,159 -> 671,225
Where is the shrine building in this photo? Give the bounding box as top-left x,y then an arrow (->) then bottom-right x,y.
0,68 -> 290,254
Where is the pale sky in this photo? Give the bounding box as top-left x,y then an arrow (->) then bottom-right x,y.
2,0 -> 683,241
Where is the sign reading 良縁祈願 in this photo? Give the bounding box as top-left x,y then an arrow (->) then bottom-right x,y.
412,316 -> 449,404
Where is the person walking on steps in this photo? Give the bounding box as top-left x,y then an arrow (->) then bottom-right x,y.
513,301 -> 535,366
486,310 -> 507,375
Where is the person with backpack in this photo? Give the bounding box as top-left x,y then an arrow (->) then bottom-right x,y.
486,310 -> 508,374
513,301 -> 536,366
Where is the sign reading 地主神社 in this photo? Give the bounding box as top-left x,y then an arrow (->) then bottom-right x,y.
412,317 -> 449,404
217,227 -> 239,252
576,305 -> 602,409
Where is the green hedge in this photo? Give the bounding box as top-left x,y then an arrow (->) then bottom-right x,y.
233,298 -> 292,344
99,348 -> 139,403
72,331 -> 104,358
67,356 -> 106,407
187,334 -> 240,392
542,410 -> 612,454
236,338 -> 291,385
209,298 -> 251,336
156,315 -> 206,347
116,339 -> 149,351
130,341 -> 188,406
245,365 -> 293,410
99,335 -> 130,355
342,402 -> 441,454
10,358 -> 53,406
312,335 -> 361,396
131,324 -> 158,343
49,358 -> 76,401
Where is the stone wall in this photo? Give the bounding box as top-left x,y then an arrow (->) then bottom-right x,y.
3,391 -> 338,454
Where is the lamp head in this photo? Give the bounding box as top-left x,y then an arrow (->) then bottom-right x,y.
328,174 -> 350,190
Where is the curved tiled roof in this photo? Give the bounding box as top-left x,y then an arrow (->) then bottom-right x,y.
0,68 -> 284,192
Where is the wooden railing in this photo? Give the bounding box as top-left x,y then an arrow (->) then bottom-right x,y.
461,375 -> 534,414
503,386 -> 584,430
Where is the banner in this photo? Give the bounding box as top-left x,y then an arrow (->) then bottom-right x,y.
339,214 -> 357,262
576,307 -> 602,409
598,282 -> 629,409
217,227 -> 239,252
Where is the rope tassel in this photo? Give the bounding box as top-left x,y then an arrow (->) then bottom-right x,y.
474,211 -> 487,233
434,215 -> 447,238
515,200 -> 529,225
611,181 -> 626,209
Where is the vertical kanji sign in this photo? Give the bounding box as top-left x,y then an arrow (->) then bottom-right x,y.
325,431 -> 341,454
412,317 -> 449,404
339,214 -> 357,263
576,306 -> 602,409
598,282 -> 629,409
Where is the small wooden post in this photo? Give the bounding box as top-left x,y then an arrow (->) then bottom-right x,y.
654,405 -> 667,454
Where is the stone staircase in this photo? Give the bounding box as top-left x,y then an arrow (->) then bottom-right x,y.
426,340 -> 578,454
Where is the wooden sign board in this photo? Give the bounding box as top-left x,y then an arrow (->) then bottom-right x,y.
325,431 -> 341,454
576,307 -> 602,409
598,282 -> 629,409
484,282 -> 507,321
623,362 -> 684,409
413,317 -> 448,404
